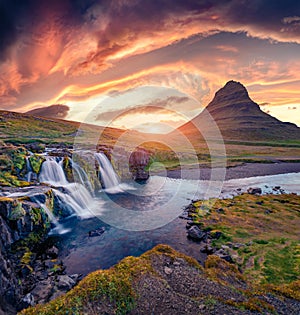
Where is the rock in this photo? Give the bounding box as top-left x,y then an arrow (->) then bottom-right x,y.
179,212 -> 190,220
187,226 -> 205,241
265,209 -> 273,215
88,227 -> 105,237
31,279 -> 54,302
46,246 -> 59,259
56,275 -> 75,291
247,187 -> 262,195
44,259 -> 58,270
216,208 -> 225,214
49,290 -> 64,301
211,231 -> 223,239
35,270 -> 48,281
69,274 -> 81,283
185,221 -> 194,229
129,148 -> 150,181
232,243 -> 245,249
199,304 -> 206,310
22,293 -> 35,307
215,252 -> 233,263
164,266 -> 173,275
24,143 -> 45,153
200,244 -> 215,254
221,245 -> 230,250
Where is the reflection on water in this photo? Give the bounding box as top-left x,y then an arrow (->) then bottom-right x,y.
57,172 -> 300,275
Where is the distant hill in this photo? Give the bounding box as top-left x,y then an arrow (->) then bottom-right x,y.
0,110 -> 135,147
26,104 -> 69,119
0,110 -> 78,144
178,80 -> 300,141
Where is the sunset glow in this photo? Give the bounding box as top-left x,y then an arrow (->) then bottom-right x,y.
0,0 -> 300,130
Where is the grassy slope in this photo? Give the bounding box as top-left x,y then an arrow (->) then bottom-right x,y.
190,193 -> 300,285
1,110 -> 300,171
19,245 -> 300,315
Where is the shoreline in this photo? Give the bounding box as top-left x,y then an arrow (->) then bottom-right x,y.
156,161 -> 300,180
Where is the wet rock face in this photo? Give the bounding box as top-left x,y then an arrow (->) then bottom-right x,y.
129,149 -> 150,181
0,195 -> 53,314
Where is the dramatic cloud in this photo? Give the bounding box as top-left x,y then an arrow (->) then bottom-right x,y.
0,0 -> 300,129
96,96 -> 191,121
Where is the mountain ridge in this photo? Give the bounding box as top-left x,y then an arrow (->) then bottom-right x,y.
178,80 -> 300,141
25,104 -> 70,119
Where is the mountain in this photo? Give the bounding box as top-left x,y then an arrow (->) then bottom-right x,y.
26,104 -> 69,119
178,80 -> 300,141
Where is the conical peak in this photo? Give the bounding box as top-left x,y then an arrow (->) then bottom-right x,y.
209,80 -> 251,107
217,80 -> 249,98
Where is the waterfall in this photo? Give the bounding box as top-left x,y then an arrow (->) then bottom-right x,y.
26,157 -> 33,182
95,153 -> 120,189
71,159 -> 94,194
36,152 -> 123,228
39,157 -> 68,186
39,156 -> 99,221
33,200 -> 70,235
53,183 -> 94,217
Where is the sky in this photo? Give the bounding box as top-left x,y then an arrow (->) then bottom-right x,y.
1,0 -> 300,133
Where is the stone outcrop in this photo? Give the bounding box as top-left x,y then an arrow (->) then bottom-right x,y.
0,189 -> 79,314
0,195 -> 50,313
19,245 -> 300,315
129,148 -> 150,181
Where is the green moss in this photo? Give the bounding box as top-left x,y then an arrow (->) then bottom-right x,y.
30,207 -> 43,225
189,194 -> 300,285
11,149 -> 27,172
8,202 -> 25,220
29,154 -> 45,174
0,171 -> 30,187
19,245 -> 202,315
20,248 -> 34,272
263,242 -> 300,284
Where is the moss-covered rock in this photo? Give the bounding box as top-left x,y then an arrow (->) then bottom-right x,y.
29,154 -> 45,174
19,245 -> 300,315
8,201 -> 26,220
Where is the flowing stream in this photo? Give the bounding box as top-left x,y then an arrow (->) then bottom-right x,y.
26,157 -> 33,182
14,154 -> 300,275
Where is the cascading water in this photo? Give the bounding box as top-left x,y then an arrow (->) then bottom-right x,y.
95,153 -> 120,189
26,157 -> 33,182
71,159 -> 94,195
39,157 -> 68,186
32,200 -> 70,234
38,156 -> 101,223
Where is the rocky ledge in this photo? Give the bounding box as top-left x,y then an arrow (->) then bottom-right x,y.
20,244 -> 300,315
0,192 -> 79,315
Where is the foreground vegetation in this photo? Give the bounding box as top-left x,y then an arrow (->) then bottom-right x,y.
190,193 -> 300,285
19,244 -> 300,315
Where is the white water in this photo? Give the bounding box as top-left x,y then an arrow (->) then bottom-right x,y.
34,201 -> 70,235
71,159 -> 94,194
17,153 -> 300,232
95,153 -> 120,189
38,156 -> 101,223
39,157 -> 68,186
26,157 -> 33,182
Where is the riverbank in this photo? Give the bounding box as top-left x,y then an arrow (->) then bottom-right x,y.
157,161 -> 300,180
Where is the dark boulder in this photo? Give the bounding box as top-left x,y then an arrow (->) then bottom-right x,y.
247,187 -> 262,195
187,225 -> 205,241
129,148 -> 150,181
